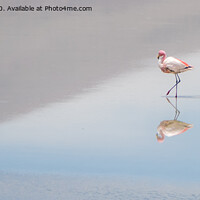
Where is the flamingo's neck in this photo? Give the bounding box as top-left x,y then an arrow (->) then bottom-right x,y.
158,54 -> 166,70
156,130 -> 165,143
159,54 -> 166,64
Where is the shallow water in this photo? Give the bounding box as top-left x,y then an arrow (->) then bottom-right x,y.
0,53 -> 200,198
1,0 -> 200,199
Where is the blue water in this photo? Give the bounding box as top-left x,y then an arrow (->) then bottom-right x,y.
0,53 -> 199,185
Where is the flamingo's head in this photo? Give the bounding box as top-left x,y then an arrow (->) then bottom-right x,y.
156,132 -> 165,143
157,50 -> 166,59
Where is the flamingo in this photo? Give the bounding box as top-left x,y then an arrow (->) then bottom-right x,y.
156,120 -> 193,143
157,50 -> 193,97
156,97 -> 193,143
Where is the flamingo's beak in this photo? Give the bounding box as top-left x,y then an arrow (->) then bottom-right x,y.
157,55 -> 160,59
156,133 -> 159,138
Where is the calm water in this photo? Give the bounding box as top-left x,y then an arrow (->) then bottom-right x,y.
0,54 -> 199,177
1,0 -> 200,199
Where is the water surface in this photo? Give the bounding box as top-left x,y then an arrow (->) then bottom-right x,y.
1,0 -> 200,199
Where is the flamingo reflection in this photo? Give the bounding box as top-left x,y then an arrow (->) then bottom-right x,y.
156,98 -> 193,143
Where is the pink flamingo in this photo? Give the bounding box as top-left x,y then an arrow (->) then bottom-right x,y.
157,50 -> 193,97
156,98 -> 193,143
156,120 -> 193,143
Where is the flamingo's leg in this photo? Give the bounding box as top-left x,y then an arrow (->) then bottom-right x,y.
166,74 -> 181,97
175,74 -> 178,98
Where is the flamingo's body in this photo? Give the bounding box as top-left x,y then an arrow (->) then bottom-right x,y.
156,120 -> 193,143
157,50 -> 193,97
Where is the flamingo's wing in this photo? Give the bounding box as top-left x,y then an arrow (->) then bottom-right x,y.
163,57 -> 191,73
163,120 -> 193,137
